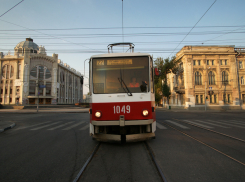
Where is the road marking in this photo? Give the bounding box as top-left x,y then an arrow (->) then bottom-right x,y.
31,121 -> 62,130
195,120 -> 229,128
156,122 -> 167,129
80,124 -> 89,130
48,121 -> 75,130
216,120 -> 245,128
165,120 -> 189,129
16,121 -> 52,130
228,120 -> 245,126
183,120 -> 213,129
62,121 -> 86,130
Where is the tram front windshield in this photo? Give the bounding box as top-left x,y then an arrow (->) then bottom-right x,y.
92,56 -> 149,94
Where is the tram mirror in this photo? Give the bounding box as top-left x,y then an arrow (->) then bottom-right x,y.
140,81 -> 147,92
80,76 -> 83,84
154,68 -> 160,76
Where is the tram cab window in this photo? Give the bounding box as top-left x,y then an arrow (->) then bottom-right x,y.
92,56 -> 150,94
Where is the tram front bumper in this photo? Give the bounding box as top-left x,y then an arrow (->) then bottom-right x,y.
91,119 -> 154,126
93,133 -> 155,142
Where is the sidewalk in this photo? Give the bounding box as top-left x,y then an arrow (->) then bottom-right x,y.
0,121 -> 16,133
0,107 -> 89,114
155,107 -> 245,112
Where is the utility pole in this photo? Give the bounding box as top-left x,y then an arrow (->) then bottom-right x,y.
235,51 -> 242,108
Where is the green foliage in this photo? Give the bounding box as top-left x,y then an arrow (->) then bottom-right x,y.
155,91 -> 162,104
162,83 -> 170,98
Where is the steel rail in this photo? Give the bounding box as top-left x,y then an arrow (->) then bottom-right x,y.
144,141 -> 168,182
73,142 -> 101,182
173,119 -> 245,143
163,122 -> 245,167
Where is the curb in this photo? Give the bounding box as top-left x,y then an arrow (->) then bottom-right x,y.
0,122 -> 16,133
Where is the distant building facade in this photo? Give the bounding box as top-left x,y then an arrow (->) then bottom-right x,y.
0,38 -> 83,105
166,45 -> 245,107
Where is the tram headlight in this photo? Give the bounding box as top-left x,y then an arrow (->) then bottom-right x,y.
95,111 -> 102,118
142,109 -> 149,117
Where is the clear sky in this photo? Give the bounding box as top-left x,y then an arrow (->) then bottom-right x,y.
1,0 -> 245,94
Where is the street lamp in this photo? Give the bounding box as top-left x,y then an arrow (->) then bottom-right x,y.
205,67 -> 211,111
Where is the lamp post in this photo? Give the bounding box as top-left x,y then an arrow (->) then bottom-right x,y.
205,67 -> 211,111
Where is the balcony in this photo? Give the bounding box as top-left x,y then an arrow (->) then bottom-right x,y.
174,86 -> 185,94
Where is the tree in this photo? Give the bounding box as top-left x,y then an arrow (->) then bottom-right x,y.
154,56 -> 181,104
162,83 -> 171,104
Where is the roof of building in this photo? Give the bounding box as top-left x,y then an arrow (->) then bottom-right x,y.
15,38 -> 39,50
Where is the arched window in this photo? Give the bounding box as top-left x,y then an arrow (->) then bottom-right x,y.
2,65 -> 14,79
222,71 -> 229,85
195,71 -> 202,85
241,76 -> 244,85
208,71 -> 215,85
30,66 -> 51,79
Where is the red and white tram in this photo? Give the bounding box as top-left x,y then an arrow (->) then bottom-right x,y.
89,43 -> 156,142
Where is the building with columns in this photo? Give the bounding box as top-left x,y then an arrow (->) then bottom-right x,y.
0,38 -> 83,105
166,45 -> 245,108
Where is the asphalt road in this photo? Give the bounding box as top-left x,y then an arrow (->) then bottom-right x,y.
0,111 -> 245,182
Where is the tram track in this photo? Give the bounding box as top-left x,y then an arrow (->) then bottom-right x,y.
162,121 -> 245,167
73,141 -> 167,182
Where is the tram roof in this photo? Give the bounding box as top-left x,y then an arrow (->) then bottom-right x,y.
90,52 -> 151,59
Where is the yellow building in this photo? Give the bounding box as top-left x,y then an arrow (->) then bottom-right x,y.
166,45 -> 245,109
0,38 -> 83,105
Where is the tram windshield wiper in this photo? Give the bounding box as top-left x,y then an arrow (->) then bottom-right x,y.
118,69 -> 132,96
118,77 -> 132,96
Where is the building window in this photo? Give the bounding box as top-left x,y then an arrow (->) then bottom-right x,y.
39,81 -> 44,95
225,60 -> 227,65
195,71 -> 202,85
207,60 -> 209,65
208,71 -> 215,85
220,60 -> 222,65
30,67 -> 37,78
228,94 -> 230,103
10,88 -> 12,94
241,76 -> 245,85
18,64 -> 21,79
29,81 -> 36,95
46,82 -> 51,96
200,95 -> 203,104
222,71 -> 229,85
239,61 -> 243,69
198,60 -> 201,65
210,95 -> 213,103
193,60 -> 196,65
69,75 -> 72,86
212,60 -> 214,65
196,95 -> 199,104
5,88 -> 7,94
2,65 -> 14,79
214,94 -> 217,103
0,98 -> 2,102
45,68 -> 51,79
9,98 -> 12,103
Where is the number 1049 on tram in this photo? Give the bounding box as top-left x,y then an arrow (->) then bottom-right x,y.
89,43 -> 156,142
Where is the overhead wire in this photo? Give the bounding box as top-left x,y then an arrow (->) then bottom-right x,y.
169,0 -> 217,57
0,0 -> 24,18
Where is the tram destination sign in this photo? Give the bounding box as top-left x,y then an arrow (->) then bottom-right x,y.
107,59 -> 132,65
